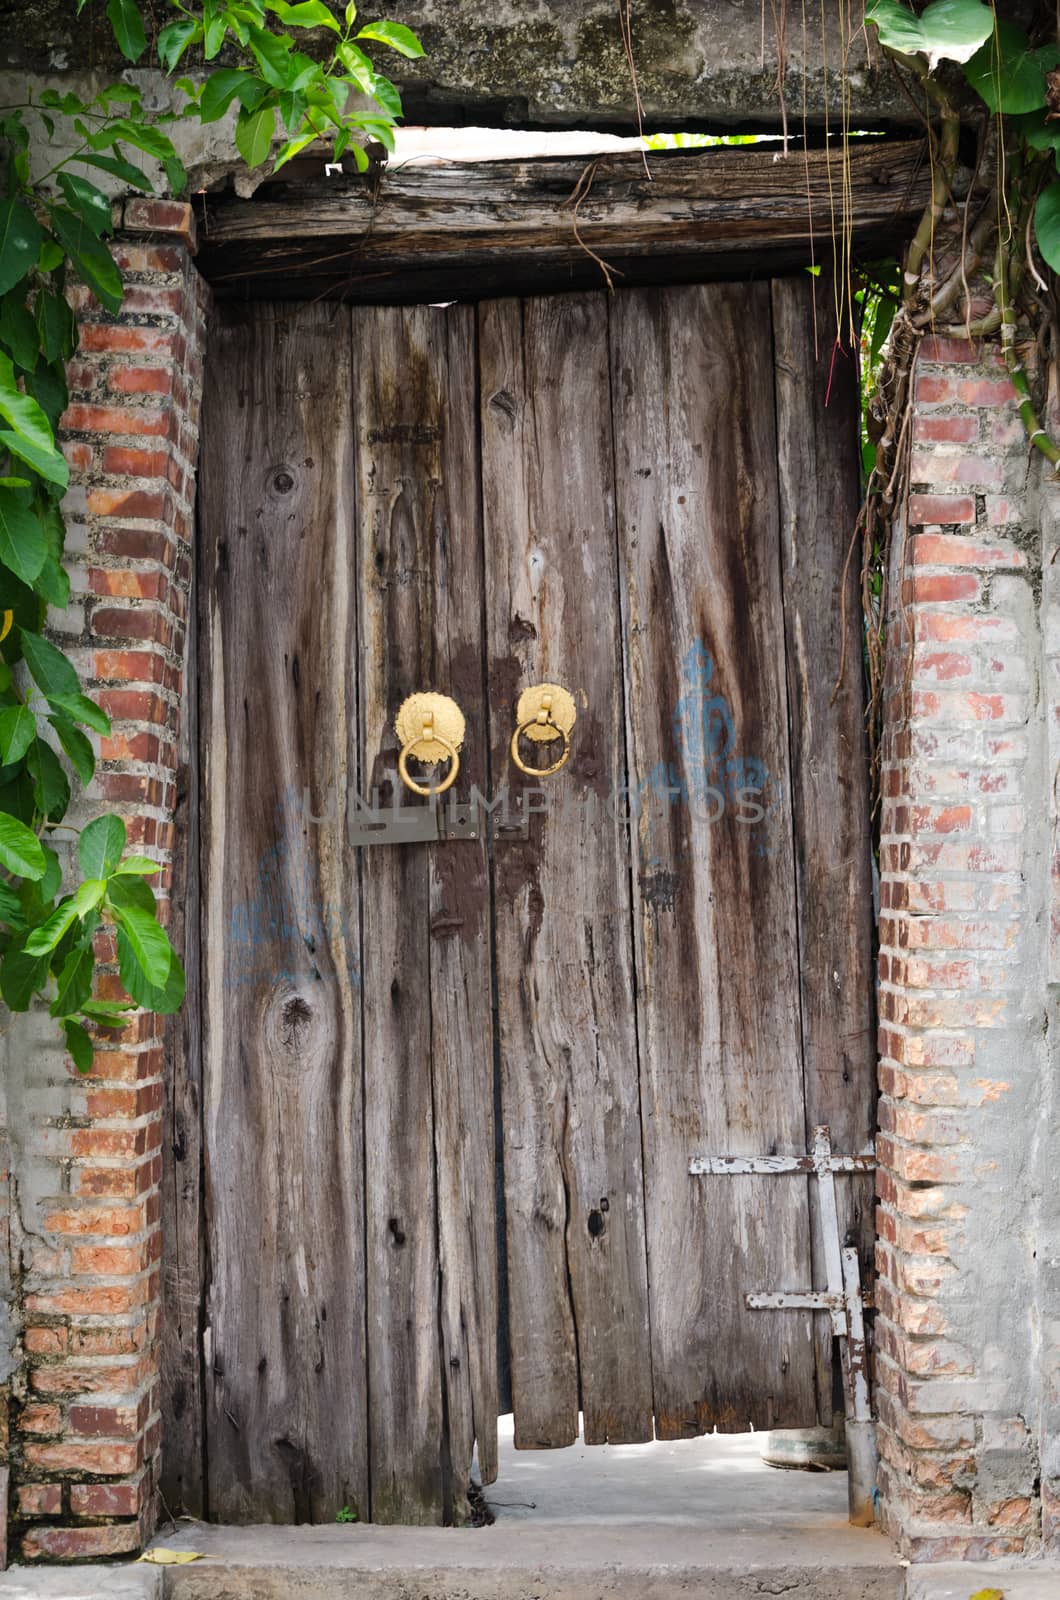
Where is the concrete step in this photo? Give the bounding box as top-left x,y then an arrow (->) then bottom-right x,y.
152,1522 -> 905,1600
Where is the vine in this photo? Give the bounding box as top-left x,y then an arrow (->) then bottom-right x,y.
855,0 -> 1060,790
0,1 -> 421,1068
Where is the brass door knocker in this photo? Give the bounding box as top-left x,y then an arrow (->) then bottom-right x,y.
395,692 -> 465,797
510,682 -> 577,777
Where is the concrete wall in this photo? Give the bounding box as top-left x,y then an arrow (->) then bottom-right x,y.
3,0 -> 911,131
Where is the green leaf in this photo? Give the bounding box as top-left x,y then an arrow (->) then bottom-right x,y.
267,0 -> 341,30
75,152 -> 153,192
247,23 -> 293,88
357,116 -> 395,152
355,20 -> 423,57
201,69 -> 259,122
27,739 -> 70,821
0,430 -> 69,492
866,0 -> 993,63
106,0 -> 148,62
81,998 -> 135,1021
113,902 -> 172,987
0,878 -> 25,926
164,154 -> 189,197
34,289 -> 77,365
1035,181 -> 1060,274
1019,112 -> 1060,158
56,173 -> 112,240
345,0 -> 357,22
0,201 -> 43,298
0,936 -> 50,1009
50,716 -> 95,785
20,630 -> 80,703
80,814 -> 126,879
24,359 -> 69,432
368,72 -> 402,119
47,208 -> 123,313
105,872 -> 155,915
50,943 -> 94,1018
25,897 -> 79,955
0,351 -> 57,457
111,855 -> 162,876
158,18 -> 202,71
0,296 -> 39,372
204,1 -> 228,57
33,554 -> 71,608
0,705 -> 36,765
117,923 -> 185,1012
0,491 -> 47,585
337,38 -> 373,87
38,843 -> 61,902
963,22 -> 1060,113
49,693 -> 110,736
236,103 -> 277,167
74,877 -> 107,915
64,1017 -> 94,1072
274,131 -> 319,169
0,812 -> 46,879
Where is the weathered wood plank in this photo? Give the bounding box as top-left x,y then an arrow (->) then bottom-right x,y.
354,304 -> 497,1521
610,282 -> 816,1435
771,275 -> 877,1422
195,142 -> 929,302
160,559 -> 204,1518
199,303 -> 368,1522
479,294 -> 653,1449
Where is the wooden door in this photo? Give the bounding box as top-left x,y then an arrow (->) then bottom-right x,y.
184,274 -> 874,1525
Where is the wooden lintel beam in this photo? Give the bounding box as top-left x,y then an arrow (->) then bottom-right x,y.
195,140 -> 927,302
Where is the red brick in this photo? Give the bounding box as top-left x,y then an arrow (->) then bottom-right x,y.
910,574 -> 980,603
78,324 -> 176,355
908,494 -> 976,526
70,1481 -> 143,1517
913,415 -> 979,444
92,606 -> 167,643
122,197 -> 198,249
101,444 -> 172,477
69,1404 -> 140,1439
87,488 -> 169,521
109,365 -> 174,397
61,403 -> 168,438
912,534 -> 1025,568
919,337 -> 985,363
18,1484 -> 62,1516
23,1521 -> 143,1560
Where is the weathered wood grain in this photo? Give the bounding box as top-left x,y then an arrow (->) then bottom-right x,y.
161,565 -> 204,1518
353,304 -> 498,1521
198,302 -> 369,1522
610,282 -> 817,1435
479,295 -> 653,1449
771,276 -> 877,1421
195,142 -> 929,303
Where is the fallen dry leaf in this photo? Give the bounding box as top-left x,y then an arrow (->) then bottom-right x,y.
137,1548 -> 205,1565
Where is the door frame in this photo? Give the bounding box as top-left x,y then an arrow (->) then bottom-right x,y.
163,146 -> 902,1515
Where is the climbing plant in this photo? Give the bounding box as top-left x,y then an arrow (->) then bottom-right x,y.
0,1 -> 421,1067
847,0 -> 1060,788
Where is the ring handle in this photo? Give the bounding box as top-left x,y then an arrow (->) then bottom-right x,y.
510,716 -> 572,777
398,732 -> 461,797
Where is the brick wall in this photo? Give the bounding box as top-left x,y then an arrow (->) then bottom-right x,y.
1,202 -> 206,1563
876,335 -> 1054,1559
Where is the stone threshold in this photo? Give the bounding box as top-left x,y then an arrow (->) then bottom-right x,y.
0,1532 -> 1056,1600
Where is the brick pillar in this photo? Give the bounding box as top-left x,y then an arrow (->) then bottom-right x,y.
876,335 -> 1050,1558
5,202 -> 207,1562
